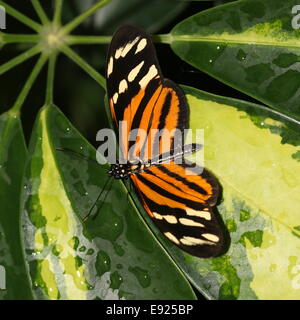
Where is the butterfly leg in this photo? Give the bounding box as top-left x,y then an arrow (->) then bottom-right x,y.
83,176 -> 114,221
56,147 -> 99,164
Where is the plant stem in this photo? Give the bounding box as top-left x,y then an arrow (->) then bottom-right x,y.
60,44 -> 106,90
66,34 -> 172,46
53,0 -> 63,26
45,53 -> 58,106
0,1 -> 42,32
66,35 -> 112,45
31,0 -> 49,25
1,33 -> 40,45
0,44 -> 42,76
11,53 -> 48,114
151,34 -> 172,44
61,0 -> 112,35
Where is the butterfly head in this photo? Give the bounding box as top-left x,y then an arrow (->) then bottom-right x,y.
107,161 -> 131,180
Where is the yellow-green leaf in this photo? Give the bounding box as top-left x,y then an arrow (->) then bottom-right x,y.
158,86 -> 300,300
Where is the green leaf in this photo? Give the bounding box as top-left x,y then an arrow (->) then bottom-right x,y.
0,111 -> 33,299
74,0 -> 188,34
21,104 -> 196,300
171,0 -> 300,120
160,86 -> 300,300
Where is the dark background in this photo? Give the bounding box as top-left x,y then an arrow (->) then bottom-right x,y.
0,0 -> 260,147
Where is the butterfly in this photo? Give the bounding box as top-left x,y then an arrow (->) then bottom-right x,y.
105,25 -> 226,258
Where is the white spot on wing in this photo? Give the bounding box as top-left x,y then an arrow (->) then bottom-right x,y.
186,208 -> 211,221
153,212 -> 163,220
118,79 -> 128,94
107,56 -> 113,77
179,218 -> 204,228
115,47 -> 123,59
128,61 -> 144,82
113,93 -> 118,104
202,233 -> 219,242
121,36 -> 140,57
180,236 -> 214,246
139,65 -> 158,88
135,38 -> 147,54
163,215 -> 177,224
115,36 -> 140,59
164,232 -> 180,245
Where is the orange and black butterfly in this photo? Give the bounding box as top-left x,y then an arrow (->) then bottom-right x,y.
106,25 -> 225,258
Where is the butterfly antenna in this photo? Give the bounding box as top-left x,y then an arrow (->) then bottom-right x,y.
83,176 -> 114,222
56,147 -> 99,164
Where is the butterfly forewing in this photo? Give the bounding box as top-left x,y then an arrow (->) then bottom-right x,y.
106,25 -> 188,162
106,25 -> 226,258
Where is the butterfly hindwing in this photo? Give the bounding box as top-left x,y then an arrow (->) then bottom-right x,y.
130,161 -> 224,258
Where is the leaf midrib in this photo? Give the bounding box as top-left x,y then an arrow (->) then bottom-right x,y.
171,35 -> 300,49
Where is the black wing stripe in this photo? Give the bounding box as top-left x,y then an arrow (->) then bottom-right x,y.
154,165 -> 210,197
136,173 -> 203,209
128,77 -> 162,147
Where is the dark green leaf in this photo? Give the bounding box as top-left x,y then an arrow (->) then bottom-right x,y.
0,111 -> 33,299
171,0 -> 300,120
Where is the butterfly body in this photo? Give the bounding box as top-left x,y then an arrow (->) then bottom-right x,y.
108,161 -> 151,179
105,25 -> 226,258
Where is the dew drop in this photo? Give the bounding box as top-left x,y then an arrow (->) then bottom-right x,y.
110,271 -> 123,289
95,250 -> 111,276
209,59 -> 213,63
236,49 -> 247,62
217,46 -> 220,50
129,266 -> 151,288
